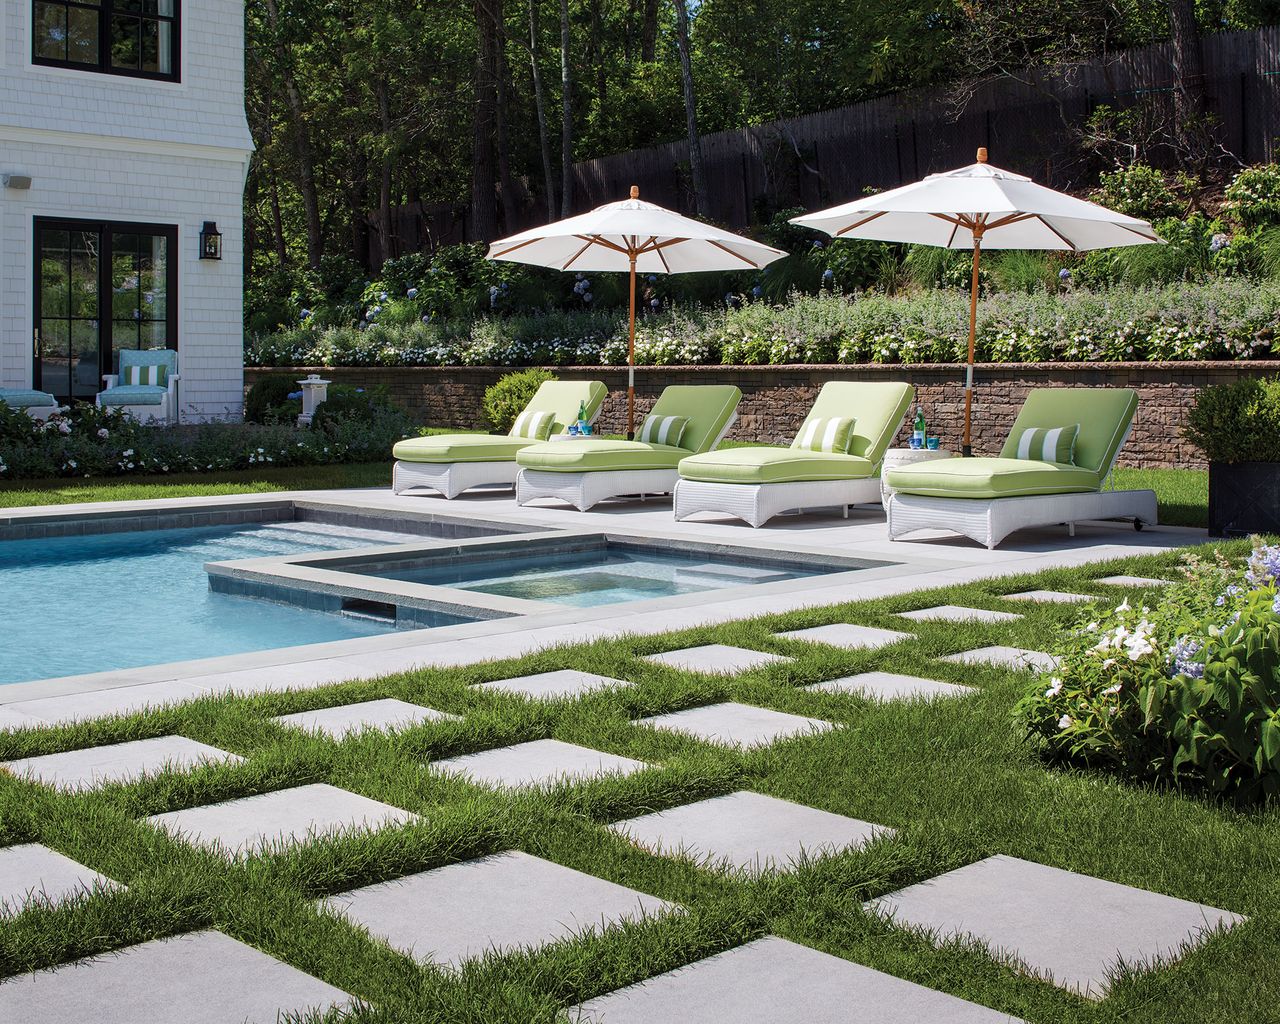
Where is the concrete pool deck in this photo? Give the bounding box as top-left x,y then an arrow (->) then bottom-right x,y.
0,485 -> 1205,717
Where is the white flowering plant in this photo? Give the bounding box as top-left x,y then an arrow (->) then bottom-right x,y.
1017,541 -> 1280,802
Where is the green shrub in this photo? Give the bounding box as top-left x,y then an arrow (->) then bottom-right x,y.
1225,164 -> 1280,229
483,368 -> 557,432
309,383 -> 399,432
1093,163 -> 1187,221
1015,543 -> 1280,803
1185,375 -> 1280,464
987,250 -> 1056,294
244,374 -> 300,424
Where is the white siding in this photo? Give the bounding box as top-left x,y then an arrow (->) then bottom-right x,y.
0,0 -> 252,420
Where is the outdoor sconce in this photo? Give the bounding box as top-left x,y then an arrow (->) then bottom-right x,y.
296,373 -> 331,426
199,221 -> 223,260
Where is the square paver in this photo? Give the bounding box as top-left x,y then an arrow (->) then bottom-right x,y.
643,644 -> 790,674
868,855 -> 1245,998
0,706 -> 42,731
898,605 -> 1022,624
274,698 -> 458,739
430,738 -> 649,790
940,646 -> 1059,673
324,850 -> 675,969
1095,575 -> 1173,588
805,671 -> 975,702
0,844 -> 120,914
4,680 -> 213,725
1,736 -> 241,792
1003,590 -> 1094,604
776,623 -> 913,649
473,669 -> 634,701
0,929 -> 352,1023
635,702 -> 833,749
572,935 -> 1025,1023
610,791 -> 891,873
146,783 -> 416,858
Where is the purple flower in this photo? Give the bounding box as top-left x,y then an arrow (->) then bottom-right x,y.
1247,545 -> 1280,586
1215,583 -> 1242,607
1210,233 -> 1229,253
1273,593 -> 1280,615
1058,268 -> 1071,281
1169,636 -> 1205,680
287,390 -> 303,400
811,240 -> 825,250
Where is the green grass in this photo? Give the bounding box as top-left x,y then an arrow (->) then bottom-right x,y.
1111,467 -> 1208,528
1,544 -> 1275,1022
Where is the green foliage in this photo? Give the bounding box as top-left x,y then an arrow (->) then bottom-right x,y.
1016,544 -> 1280,802
244,374 -> 300,424
1185,375 -> 1280,464
1093,163 -> 1188,221
309,383 -> 397,432
1225,164 -> 1280,229
482,368 -> 557,432
986,250 -> 1056,294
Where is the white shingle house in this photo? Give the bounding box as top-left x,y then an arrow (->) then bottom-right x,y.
0,0 -> 252,420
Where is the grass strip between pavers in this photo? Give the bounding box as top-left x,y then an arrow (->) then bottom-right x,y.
1,541 -> 1275,1024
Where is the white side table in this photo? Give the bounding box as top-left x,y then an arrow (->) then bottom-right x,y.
881,447 -> 955,505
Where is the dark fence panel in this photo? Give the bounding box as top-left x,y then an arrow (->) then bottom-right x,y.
375,26 -> 1280,260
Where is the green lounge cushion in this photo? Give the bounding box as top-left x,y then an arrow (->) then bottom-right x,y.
98,384 -> 166,407
520,379 -> 609,436
642,384 -> 742,453
791,416 -> 856,453
0,389 -> 58,410
393,433 -> 535,463
679,447 -> 875,485
802,381 -> 913,461
637,414 -> 689,447
998,388 -> 1136,476
885,457 -> 1100,499
516,438 -> 686,473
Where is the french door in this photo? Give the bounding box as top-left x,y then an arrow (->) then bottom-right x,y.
33,219 -> 177,402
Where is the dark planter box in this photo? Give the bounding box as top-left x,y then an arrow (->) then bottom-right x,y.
1207,461 -> 1280,537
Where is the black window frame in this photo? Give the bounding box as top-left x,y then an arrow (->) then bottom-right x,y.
33,217 -> 179,403
31,0 -> 181,83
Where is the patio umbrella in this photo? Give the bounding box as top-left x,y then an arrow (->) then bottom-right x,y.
791,149 -> 1159,455
487,186 -> 786,437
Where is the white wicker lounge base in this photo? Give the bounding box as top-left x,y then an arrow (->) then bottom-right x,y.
673,477 -> 884,528
517,468 -> 680,511
392,459 -> 519,498
887,488 -> 1159,549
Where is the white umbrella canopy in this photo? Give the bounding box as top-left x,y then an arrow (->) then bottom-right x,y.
488,186 -> 786,435
791,149 -> 1160,453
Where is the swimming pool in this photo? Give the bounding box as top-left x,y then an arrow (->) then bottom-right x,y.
0,520 -> 474,685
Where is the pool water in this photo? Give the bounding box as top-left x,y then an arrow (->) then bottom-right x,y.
0,521 -> 434,685
372,545 -> 825,607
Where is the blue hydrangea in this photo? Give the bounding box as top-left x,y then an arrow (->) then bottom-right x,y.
1169,636 -> 1205,679
299,309 -> 312,321
1210,233 -> 1229,253
406,287 -> 418,299
822,268 -> 835,283
287,390 -> 303,400
811,240 -> 824,250
751,285 -> 763,298
1215,583 -> 1242,606
1273,593 -> 1280,615
650,298 -> 660,310
421,314 -> 432,324
1246,545 -> 1280,586
378,291 -> 388,301
1058,268 -> 1071,280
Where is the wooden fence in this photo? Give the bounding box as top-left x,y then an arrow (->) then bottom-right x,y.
376,26 -> 1280,257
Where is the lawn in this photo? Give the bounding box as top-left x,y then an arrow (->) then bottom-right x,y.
0,460 -> 1210,527
1,543 -> 1274,1022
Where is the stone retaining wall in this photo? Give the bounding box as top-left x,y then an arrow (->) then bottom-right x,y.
244,362 -> 1280,469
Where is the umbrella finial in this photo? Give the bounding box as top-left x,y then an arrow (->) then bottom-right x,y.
630,185 -> 640,199
976,147 -> 988,163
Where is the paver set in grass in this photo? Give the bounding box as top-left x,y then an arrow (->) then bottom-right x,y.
0,547 -> 1274,1023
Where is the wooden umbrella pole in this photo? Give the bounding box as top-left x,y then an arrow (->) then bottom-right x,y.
627,250 -> 637,439
962,227 -> 983,457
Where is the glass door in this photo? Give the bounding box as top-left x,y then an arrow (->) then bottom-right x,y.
34,219 -> 177,403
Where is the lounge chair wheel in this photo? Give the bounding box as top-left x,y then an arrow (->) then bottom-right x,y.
1134,518 -> 1144,531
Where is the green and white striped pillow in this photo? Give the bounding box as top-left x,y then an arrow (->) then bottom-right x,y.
121,364 -> 168,387
509,408 -> 555,440
791,416 -> 856,454
1009,423 -> 1079,464
637,414 -> 688,447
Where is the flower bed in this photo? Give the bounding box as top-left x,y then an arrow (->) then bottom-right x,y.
0,401 -> 412,482
246,281 -> 1280,369
1018,543 -> 1280,802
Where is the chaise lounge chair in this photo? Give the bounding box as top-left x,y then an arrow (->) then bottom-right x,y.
97,349 -> 180,425
0,388 -> 60,421
515,384 -> 741,511
672,381 -> 914,527
392,379 -> 607,498
885,387 -> 1157,549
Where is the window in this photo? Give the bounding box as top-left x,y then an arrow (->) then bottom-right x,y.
34,219 -> 178,403
33,0 -> 179,81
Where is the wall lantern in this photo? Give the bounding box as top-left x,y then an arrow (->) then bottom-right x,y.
199,221 -> 223,260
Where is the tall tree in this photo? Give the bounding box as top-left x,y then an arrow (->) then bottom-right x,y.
1168,0 -> 1211,166
559,0 -> 574,215
640,0 -> 659,62
528,0 -> 558,217
674,0 -> 709,217
471,0 -> 499,240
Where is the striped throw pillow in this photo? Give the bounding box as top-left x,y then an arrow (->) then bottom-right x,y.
791,416 -> 856,454
1009,424 -> 1079,464
509,408 -> 556,440
121,363 -> 168,387
637,414 -> 688,447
